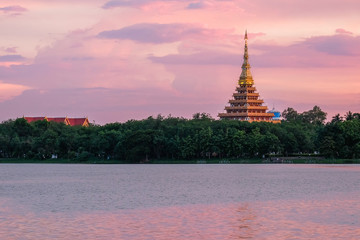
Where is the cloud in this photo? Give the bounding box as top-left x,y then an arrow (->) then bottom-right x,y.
0,82 -> 30,102
304,34 -> 360,56
0,5 -> 27,13
101,0 -> 191,9
98,23 -> 186,43
100,0 -> 247,13
102,0 -> 146,9
0,28 -> 174,90
62,56 -> 94,62
240,0 -> 360,19
100,0 -> 360,19
0,55 -> 26,62
98,23 -> 232,44
149,31 -> 360,68
186,2 -> 207,9
150,51 -> 240,65
4,47 -> 18,53
336,28 -> 353,35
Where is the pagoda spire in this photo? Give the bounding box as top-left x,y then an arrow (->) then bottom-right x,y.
239,30 -> 253,85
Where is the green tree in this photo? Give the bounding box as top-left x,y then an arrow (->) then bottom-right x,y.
226,128 -> 245,157
319,136 -> 336,158
302,105 -> 327,125
282,107 -> 300,122
331,114 -> 343,124
345,111 -> 354,121
124,130 -> 153,162
180,135 -> 196,159
13,118 -> 33,137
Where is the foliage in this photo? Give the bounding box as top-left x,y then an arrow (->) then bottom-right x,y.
1,108 -> 360,162
282,105 -> 327,125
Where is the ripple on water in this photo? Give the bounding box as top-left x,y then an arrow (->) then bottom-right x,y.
0,164 -> 360,239
1,197 -> 360,239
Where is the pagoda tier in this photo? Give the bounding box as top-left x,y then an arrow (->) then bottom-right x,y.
218,30 -> 275,122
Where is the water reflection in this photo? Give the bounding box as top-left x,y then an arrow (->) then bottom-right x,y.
234,204 -> 257,239
1,197 -> 360,239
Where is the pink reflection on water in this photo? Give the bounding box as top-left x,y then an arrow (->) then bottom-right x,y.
1,196 -> 360,239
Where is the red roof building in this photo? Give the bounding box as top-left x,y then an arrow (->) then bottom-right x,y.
46,117 -> 69,125
24,117 -> 90,127
67,118 -> 90,127
24,117 -> 46,123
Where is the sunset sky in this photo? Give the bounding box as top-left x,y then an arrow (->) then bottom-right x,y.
1,0 -> 360,124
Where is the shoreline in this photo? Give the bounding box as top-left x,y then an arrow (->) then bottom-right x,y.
1,158 -> 359,164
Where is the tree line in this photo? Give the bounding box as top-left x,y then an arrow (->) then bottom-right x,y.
0,106 -> 359,162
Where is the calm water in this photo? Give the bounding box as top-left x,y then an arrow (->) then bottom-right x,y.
0,164 -> 359,239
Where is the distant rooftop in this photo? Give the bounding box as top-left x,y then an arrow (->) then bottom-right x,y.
24,117 -> 90,127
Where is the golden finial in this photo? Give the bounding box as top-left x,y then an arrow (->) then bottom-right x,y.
239,29 -> 253,85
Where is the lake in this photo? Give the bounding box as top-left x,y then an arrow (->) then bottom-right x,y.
1,164 -> 359,239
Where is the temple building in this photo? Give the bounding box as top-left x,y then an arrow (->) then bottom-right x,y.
218,31 -> 279,123
24,117 -> 90,127
268,108 -> 282,121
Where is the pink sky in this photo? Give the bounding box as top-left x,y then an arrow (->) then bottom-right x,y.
1,0 -> 360,124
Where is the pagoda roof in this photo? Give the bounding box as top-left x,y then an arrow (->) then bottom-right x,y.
233,93 -> 259,97
219,112 -> 274,117
225,106 -> 268,110
236,86 -> 256,91
229,99 -> 264,104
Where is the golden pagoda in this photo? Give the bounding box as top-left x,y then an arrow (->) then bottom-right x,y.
218,31 -> 277,122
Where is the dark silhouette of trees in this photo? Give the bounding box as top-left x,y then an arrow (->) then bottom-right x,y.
282,105 -> 327,125
302,106 -> 327,125
1,106 -> 360,162
282,107 -> 299,122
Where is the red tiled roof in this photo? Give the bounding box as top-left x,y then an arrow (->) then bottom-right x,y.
24,117 -> 90,127
67,118 -> 89,126
24,117 -> 46,123
46,118 -> 68,124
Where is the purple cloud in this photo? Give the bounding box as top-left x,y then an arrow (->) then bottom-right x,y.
62,56 -> 94,61
241,0 -> 360,20
102,0 -> 145,8
149,31 -> 360,68
4,47 -> 18,53
0,5 -> 27,13
98,23 -> 207,44
304,34 -> 360,56
0,55 -> 25,62
101,0 -> 183,9
186,2 -> 207,9
102,0 -> 205,9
